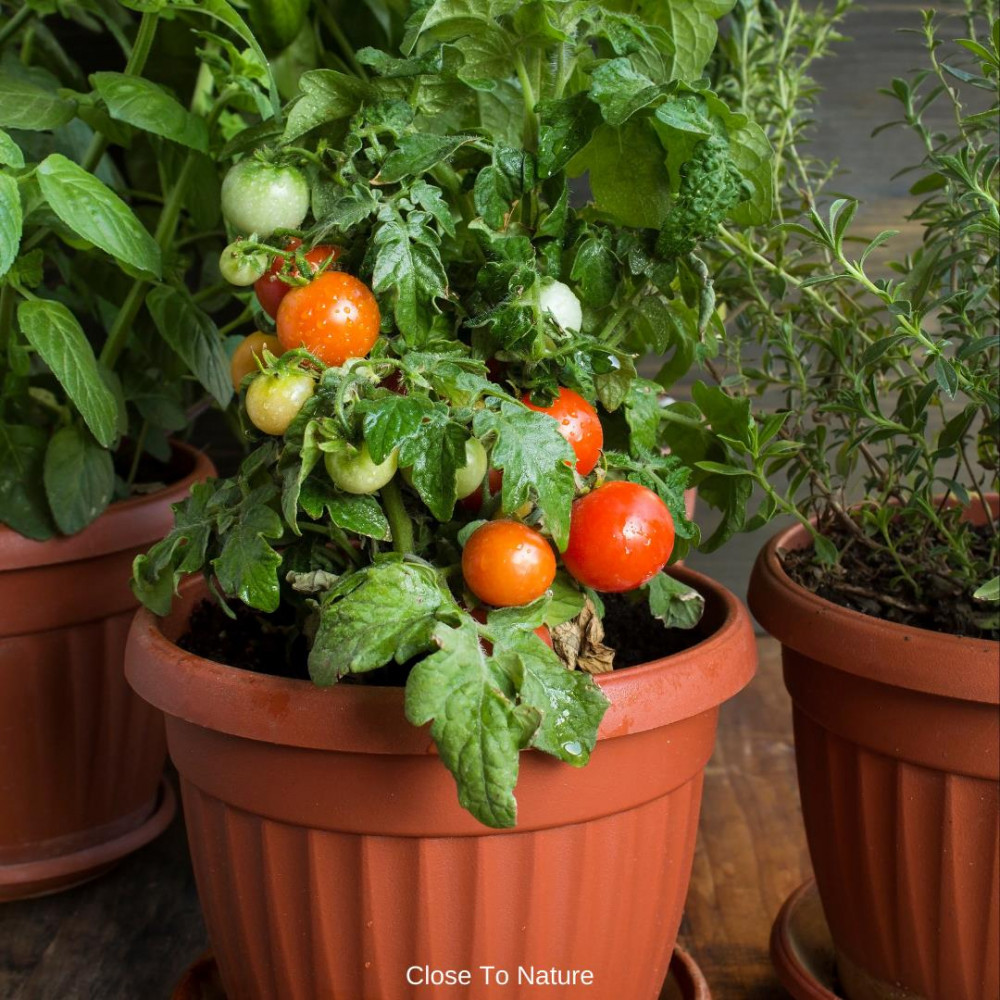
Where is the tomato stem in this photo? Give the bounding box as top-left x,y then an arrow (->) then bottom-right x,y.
381,477 -> 414,555
0,5 -> 33,49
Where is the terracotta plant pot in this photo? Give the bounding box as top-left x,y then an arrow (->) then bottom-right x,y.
126,565 -> 755,1000
748,501 -> 999,1000
0,441 -> 215,901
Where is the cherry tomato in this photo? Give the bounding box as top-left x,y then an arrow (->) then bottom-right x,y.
230,332 -> 284,391
255,241 -> 341,320
455,438 -> 489,500
459,467 -> 503,513
324,442 -> 398,495
245,372 -> 314,436
522,387 -> 603,476
219,241 -> 268,286
221,159 -> 309,237
469,607 -> 552,651
277,271 -> 380,367
562,481 -> 675,592
462,520 -> 556,607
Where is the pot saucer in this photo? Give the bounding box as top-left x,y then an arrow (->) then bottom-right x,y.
0,779 -> 176,902
172,946 -> 712,999
771,879 -> 844,1000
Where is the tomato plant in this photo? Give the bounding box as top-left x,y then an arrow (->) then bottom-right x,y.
324,442 -> 398,495
230,332 -> 284,391
221,158 -> 309,238
462,520 -> 556,607
245,372 -> 315,436
522,388 -> 603,476
255,241 -> 342,319
563,482 -> 675,592
277,271 -> 380,367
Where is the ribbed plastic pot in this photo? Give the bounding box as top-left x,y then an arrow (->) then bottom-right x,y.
748,499 -> 999,1000
0,441 -> 215,900
126,565 -> 755,1000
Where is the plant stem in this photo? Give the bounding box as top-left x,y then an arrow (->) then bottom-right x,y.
381,478 -> 413,554
316,6 -> 369,82
0,4 -> 33,48
126,419 -> 149,489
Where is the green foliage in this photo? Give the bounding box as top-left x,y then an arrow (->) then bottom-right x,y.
698,1 -> 999,635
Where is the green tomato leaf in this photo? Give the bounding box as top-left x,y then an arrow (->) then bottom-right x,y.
211,484 -> 285,612
396,408 -> 467,522
377,132 -> 474,185
36,154 -> 161,278
284,70 -> 371,140
298,478 -> 391,540
545,573 -> 586,626
0,172 -> 22,278
406,617 -> 527,829
473,401 -> 576,550
536,92 -> 602,179
0,129 -> 24,168
0,70 -> 76,131
0,424 -> 54,540
17,299 -> 119,449
310,561 -> 446,684
570,120 -> 671,229
589,58 -> 668,126
646,572 -> 705,629
91,73 -> 209,151
492,630 -> 609,765
360,393 -> 435,464
146,285 -> 233,408
131,480 -> 226,616
43,425 -> 114,536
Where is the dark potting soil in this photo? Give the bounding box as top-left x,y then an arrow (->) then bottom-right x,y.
179,589 -> 705,683
782,521 -> 999,641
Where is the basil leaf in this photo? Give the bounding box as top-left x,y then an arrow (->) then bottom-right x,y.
91,73 -> 209,151
0,424 -> 54,540
0,71 -> 76,131
0,172 -> 21,278
43,425 -> 114,536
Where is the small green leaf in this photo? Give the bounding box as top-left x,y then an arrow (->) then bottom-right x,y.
647,572 -> 705,629
298,479 -> 391,540
283,70 -> 371,140
0,71 -> 76,131
43,425 -> 114,536
36,154 -> 161,278
0,129 -> 24,168
973,576 -> 1000,602
377,133 -> 473,185
0,172 -> 22,278
0,424 -> 54,540
146,285 -> 233,408
17,299 -> 119,448
91,73 -> 209,151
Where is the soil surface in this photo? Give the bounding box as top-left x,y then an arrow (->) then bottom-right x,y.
782,521 -> 999,641
179,589 -> 705,681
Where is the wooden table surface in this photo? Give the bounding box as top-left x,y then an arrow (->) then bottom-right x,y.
0,637 -> 811,1000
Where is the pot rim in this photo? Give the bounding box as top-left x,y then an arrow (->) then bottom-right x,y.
748,513 -> 999,705
125,564 -> 757,755
0,441 -> 215,572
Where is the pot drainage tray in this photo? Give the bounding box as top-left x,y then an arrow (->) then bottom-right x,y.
771,879 -> 844,1000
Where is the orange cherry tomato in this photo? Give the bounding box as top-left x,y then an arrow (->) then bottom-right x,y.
462,520 -> 556,607
276,271 -> 380,368
229,332 -> 284,391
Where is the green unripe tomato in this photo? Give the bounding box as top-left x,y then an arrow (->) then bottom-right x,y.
325,442 -> 398,495
245,373 -> 314,436
221,159 -> 310,237
219,242 -> 268,286
454,438 -> 489,500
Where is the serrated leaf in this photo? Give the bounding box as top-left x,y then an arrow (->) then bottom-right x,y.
377,133 -> 473,184
43,425 -> 114,535
17,299 -> 119,448
473,401 -> 576,549
537,92 -> 602,179
0,70 -> 76,130
406,618 -> 523,829
146,285 -> 233,408
310,561 -> 445,683
36,154 -> 161,278
0,424 -> 54,540
91,72 -> 209,151
298,479 -> 391,540
0,172 -> 21,278
283,70 -> 371,140
647,572 -> 704,629
589,58 -> 667,126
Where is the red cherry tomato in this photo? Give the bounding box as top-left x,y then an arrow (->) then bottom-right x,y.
469,607 -> 552,652
255,241 -> 341,319
462,520 -> 556,607
229,332 -> 284,391
459,467 -> 503,513
562,481 -> 675,592
522,387 -> 603,475
277,271 -> 380,368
